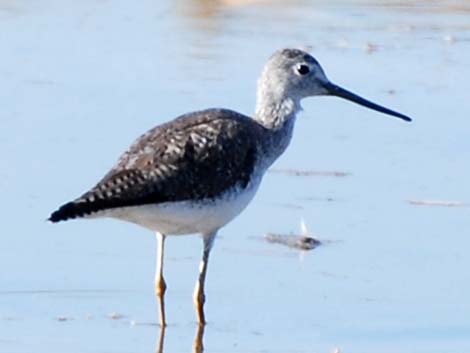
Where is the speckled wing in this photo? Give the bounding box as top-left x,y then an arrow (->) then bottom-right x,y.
49,109 -> 260,222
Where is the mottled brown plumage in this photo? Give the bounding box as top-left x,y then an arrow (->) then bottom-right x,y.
49,109 -> 265,222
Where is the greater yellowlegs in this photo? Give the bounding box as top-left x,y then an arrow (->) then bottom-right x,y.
49,48 -> 411,327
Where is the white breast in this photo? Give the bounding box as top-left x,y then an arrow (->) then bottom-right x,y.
93,177 -> 262,235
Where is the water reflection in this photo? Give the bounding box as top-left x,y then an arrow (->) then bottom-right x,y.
155,326 -> 165,353
175,0 -> 307,35
179,0 -> 269,19
192,324 -> 205,353
156,324 -> 205,353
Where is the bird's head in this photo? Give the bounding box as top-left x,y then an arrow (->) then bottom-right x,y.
256,48 -> 411,122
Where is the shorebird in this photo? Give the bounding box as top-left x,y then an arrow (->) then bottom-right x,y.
49,48 -> 411,327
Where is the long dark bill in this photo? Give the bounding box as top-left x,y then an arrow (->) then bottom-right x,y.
324,82 -> 412,122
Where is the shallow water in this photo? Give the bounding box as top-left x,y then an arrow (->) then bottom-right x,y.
1,0 -> 470,352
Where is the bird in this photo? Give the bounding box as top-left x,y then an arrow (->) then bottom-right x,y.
49,48 -> 411,327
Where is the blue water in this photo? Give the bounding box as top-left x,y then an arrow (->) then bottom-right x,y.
1,1 -> 469,352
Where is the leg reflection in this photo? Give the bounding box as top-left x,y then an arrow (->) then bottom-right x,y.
156,325 -> 166,353
192,324 -> 205,353
154,322 -> 205,353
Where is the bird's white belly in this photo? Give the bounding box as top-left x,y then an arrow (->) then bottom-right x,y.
98,178 -> 261,235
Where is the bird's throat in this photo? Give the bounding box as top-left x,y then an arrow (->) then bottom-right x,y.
254,96 -> 301,130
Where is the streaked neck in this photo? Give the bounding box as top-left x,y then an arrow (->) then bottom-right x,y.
254,95 -> 301,129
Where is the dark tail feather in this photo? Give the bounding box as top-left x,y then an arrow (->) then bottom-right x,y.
48,201 -> 93,223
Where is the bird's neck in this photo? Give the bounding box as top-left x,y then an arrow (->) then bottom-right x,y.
254,95 -> 301,130
253,95 -> 301,170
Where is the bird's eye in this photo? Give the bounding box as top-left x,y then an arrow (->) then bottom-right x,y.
296,64 -> 310,75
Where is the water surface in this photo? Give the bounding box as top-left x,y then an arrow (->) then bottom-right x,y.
1,1 -> 469,352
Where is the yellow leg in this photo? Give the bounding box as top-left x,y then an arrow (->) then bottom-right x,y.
193,231 -> 217,325
155,232 -> 167,327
